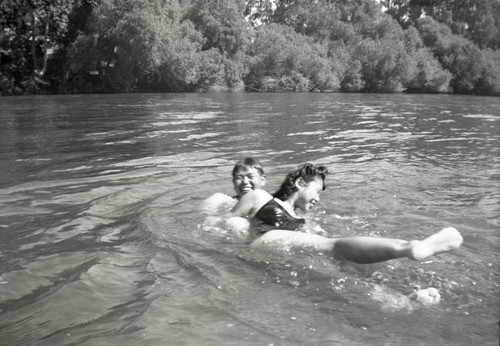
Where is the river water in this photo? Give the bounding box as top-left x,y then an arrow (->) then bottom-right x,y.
0,93 -> 498,345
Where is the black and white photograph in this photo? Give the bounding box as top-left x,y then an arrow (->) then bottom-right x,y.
1,1 -> 499,345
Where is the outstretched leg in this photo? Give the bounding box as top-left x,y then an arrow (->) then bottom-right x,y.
251,230 -> 335,252
409,227 -> 463,261
332,227 -> 463,263
252,227 -> 463,264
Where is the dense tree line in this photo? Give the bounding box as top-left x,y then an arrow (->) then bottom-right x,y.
1,0 -> 499,95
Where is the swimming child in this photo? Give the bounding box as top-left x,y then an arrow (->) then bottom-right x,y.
227,162 -> 463,264
201,157 -> 266,216
231,157 -> 267,199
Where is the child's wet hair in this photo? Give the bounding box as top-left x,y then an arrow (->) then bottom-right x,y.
232,157 -> 265,177
273,163 -> 328,200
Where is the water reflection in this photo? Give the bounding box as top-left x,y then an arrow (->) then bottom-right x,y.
0,93 -> 498,345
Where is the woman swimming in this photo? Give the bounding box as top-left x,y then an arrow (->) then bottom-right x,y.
227,163 -> 463,264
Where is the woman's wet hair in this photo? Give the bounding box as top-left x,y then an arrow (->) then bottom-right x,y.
273,163 -> 328,200
232,157 -> 265,177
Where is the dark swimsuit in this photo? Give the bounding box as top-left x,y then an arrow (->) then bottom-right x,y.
253,199 -> 305,233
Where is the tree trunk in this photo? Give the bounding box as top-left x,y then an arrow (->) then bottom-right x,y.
40,20 -> 51,76
30,10 -> 39,74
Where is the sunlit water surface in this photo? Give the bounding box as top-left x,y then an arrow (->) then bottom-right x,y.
0,93 -> 499,345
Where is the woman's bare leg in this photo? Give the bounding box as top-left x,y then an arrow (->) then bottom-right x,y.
332,227 -> 463,263
251,227 -> 462,264
251,230 -> 336,252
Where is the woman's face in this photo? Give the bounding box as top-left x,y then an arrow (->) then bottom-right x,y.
295,177 -> 324,212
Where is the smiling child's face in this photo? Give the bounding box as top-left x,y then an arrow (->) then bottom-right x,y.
232,166 -> 266,198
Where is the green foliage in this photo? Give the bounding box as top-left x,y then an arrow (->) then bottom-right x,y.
1,0 -> 82,94
140,5 -> 209,92
401,25 -> 451,93
476,49 -> 500,95
1,0 -> 498,95
353,38 -> 408,92
404,47 -> 452,93
245,24 -> 338,92
61,0 -> 248,92
63,0 -> 154,92
384,0 -> 500,49
416,16 -> 498,94
185,0 -> 250,57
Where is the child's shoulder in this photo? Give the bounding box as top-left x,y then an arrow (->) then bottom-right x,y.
243,189 -> 273,208
247,188 -> 272,199
201,192 -> 236,215
208,192 -> 236,201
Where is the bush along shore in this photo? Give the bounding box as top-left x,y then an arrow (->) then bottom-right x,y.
1,0 -> 499,96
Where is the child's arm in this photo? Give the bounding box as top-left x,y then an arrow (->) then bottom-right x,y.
200,192 -> 236,215
230,189 -> 272,218
226,189 -> 273,237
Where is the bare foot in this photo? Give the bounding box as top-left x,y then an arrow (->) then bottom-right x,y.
411,227 -> 463,261
408,287 -> 441,305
